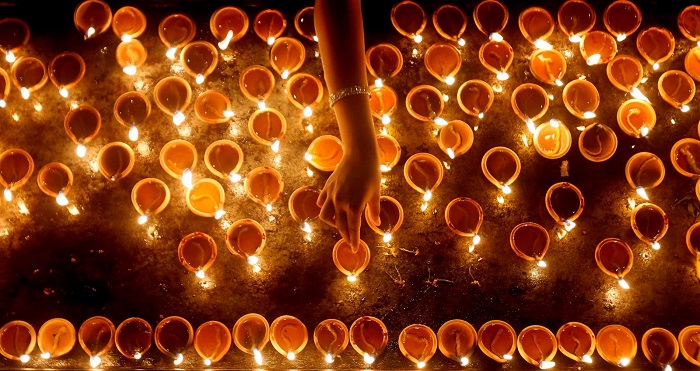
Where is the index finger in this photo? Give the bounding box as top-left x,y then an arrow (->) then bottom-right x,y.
346,208 -> 362,249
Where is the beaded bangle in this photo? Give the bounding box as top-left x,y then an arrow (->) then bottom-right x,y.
328,85 -> 371,107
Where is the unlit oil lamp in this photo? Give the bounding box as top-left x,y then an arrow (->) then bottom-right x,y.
580,31 -> 617,65
0,149 -> 34,202
365,43 -> 403,87
286,73 -> 323,117
424,43 -> 461,85
630,203 -> 668,250
578,124 -> 618,162
563,79 -> 598,119
391,1 -> 427,43
519,7 -> 555,49
248,108 -> 286,152
533,119 -> 572,160
314,319 -> 348,364
377,134 -> 401,171
481,146 -> 520,197
607,55 -> 645,97
596,325 -> 637,367
239,65 -> 275,109
479,39 -> 513,80
657,70 -> 695,111
0,18 -> 29,63
295,7 -> 316,42
399,324 -> 437,369
159,139 -> 197,188
226,219 -> 266,272
529,49 -> 566,86
289,186 -> 322,233
545,182 -> 583,229
64,105 -> 101,158
517,326 -> 557,369
350,316 -> 388,365
365,196 -> 403,242
617,99 -> 655,138
678,325 -> 700,366
0,68 -> 9,107
270,316 -> 308,361
114,91 -> 150,141
112,6 -> 146,41
557,322 -> 596,363
178,232 -> 217,278
204,140 -> 243,183
477,320 -> 517,363
245,167 -> 283,211
595,238 -> 634,289
445,197 -> 482,251
254,9 -> 286,46
405,85 -> 446,124
11,56 -> 47,100
195,90 -> 233,124
305,135 -> 343,172
641,328 -> 678,370
233,313 -> 269,365
38,318 -> 75,359
194,321 -> 230,365
370,85 -> 398,125
155,316 -> 193,365
473,0 -> 509,41
685,47 -> 700,82
670,138 -> 700,177
78,316 -> 115,368
158,14 -> 195,60
37,162 -> 72,206
0,320 -> 35,363
511,83 -> 548,131
270,37 -> 305,79
332,239 -> 371,281
186,178 -> 225,218
457,79 -> 493,118
97,142 -> 135,181
603,0 -> 641,42
557,0 -> 595,42
433,5 -> 467,45
437,320 -> 477,366
510,222 -> 550,267
686,222 -> 700,279
153,76 -> 192,126
404,153 -> 443,202
74,0 -> 112,40
210,6 -> 249,50
438,120 -> 473,159
131,178 -> 171,225
181,41 -> 218,84
115,318 -> 151,360
679,5 -> 700,46
48,52 -> 86,98
636,27 -> 674,70
625,152 -> 664,200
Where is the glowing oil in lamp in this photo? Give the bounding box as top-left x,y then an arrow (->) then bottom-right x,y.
433,5 -> 467,43
595,238 -> 634,289
74,0 -> 112,39
204,140 -> 243,182
270,316 -> 308,361
533,120 -> 572,159
399,324 -> 437,368
658,70 -> 695,111
479,40 -> 513,80
131,178 -> 171,224
112,6 -> 146,41
159,139 -> 197,185
557,322 -> 596,363
510,222 -> 550,266
294,7 -> 316,42
10,57 -> 48,99
391,1 -> 427,42
424,43 -> 461,84
286,73 -> 323,116
0,68 -> 9,107
37,162 -> 72,206
239,65 -> 275,108
404,153 -> 443,201
607,54 -> 644,93
226,219 -> 266,269
545,182 -> 583,228
365,196 -> 404,242
97,142 -> 135,181
637,27 -> 674,70
178,232 -> 217,278
306,135 -> 343,172
473,0 -> 509,39
153,76 -> 192,126
517,326 -> 557,369
370,85 -> 398,124
249,108 -> 286,152
181,41 -> 218,84
596,325 -> 637,367
115,318 -> 151,360
678,325 -> 700,366
481,146 -> 521,195
289,186 -> 322,231
186,178 -> 225,218
78,316 -> 115,368
158,14 -> 196,59
194,321 -> 231,365
642,328 -> 679,369
48,52 -> 86,97
37,318 -> 75,359
630,203 -> 668,250
195,90 -> 233,124
617,99 -> 656,138
155,316 -> 193,365
686,222 -> 700,279
332,239 -> 371,281
210,6 -> 249,49
519,7 -> 554,47
679,5 -> 700,45
579,124 -> 618,162
0,149 -> 34,202
437,320 -> 477,366
270,37 -> 305,79
65,105 -> 101,157
0,321 -> 36,362
445,198 -> 483,250
254,9 -> 286,45
529,49 -> 566,86
114,91 -> 150,141
671,138 -> 700,177
406,85 -> 445,123
477,320 -> 517,362
349,316 -> 388,364
604,1 -> 641,42
558,0 -> 595,42
438,120 -> 473,159
685,47 -> 700,82
365,43 -> 403,86
0,18 -> 29,63
245,167 -> 283,210
377,134 -> 401,171
511,83 -> 549,126
233,314 -> 270,365
314,319 -> 348,363
625,152 -> 664,200
580,31 -> 617,65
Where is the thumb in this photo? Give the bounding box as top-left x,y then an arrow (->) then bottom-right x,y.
367,192 -> 381,226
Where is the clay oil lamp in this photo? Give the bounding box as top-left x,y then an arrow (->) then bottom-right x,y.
289,186 -> 322,233
0,68 -> 9,108
295,7 -> 316,42
270,315 -> 308,361
685,47 -> 700,82
365,196 -> 404,242
225,219 -> 266,271
580,31 -> 617,65
457,79 -> 493,119
658,70 -> 695,111
479,40 -> 513,80
131,178 -> 171,224
637,27 -> 675,70
391,1 -> 427,43
0,18 -> 29,62
399,324 -> 437,368
445,197 -> 483,251
270,37 -> 305,80
597,325 -> 637,367
641,328 -> 678,370
240,65 -> 275,109
74,0 -> 112,40
65,105 -> 101,158
153,76 -> 192,126
558,0 -> 595,42
210,6 -> 249,50
370,85 -> 398,125
48,52 -> 86,98
97,142 -> 134,182
510,222 -> 550,267
679,325 -> 700,366
233,313 -> 269,365
405,85 -> 446,124
625,152 -> 664,200
439,120 -> 473,159
114,91 -> 150,141
186,178 -> 225,218
350,316 -> 388,365
529,49 -> 566,86
377,133 -> 401,171
10,56 -> 47,99
679,6 -> 700,46
617,99 -> 656,138
0,149 -> 34,202
519,7 -> 555,49
38,319 -> 75,360
178,232 -> 217,278
437,320 -> 477,366
158,14 -> 195,59
578,124 -> 618,162
332,239 -> 371,282
365,43 -> 403,87
245,167 -> 283,212
404,152 -> 443,202
473,0 -> 509,41
286,73 -> 323,117
314,319 -> 348,364
545,182 -> 583,229
481,146 -> 521,197
517,326 -> 557,369
112,6 -> 146,42
630,203 -> 668,250
477,320 -> 517,363
511,83 -> 548,131
195,90 -> 233,124
305,135 -> 343,172
671,138 -> 700,177
159,139 -> 197,188
433,5 -> 467,45
180,41 -> 218,84
0,321 -> 35,363
424,43 -> 461,85
595,238 -> 634,289
249,108 -> 286,153
37,163 -> 72,206
557,322 -> 595,363
155,316 -> 193,365
533,119 -> 572,160
78,316 -> 115,368
204,140 -> 244,183
687,222 -> 700,278
115,318 -> 151,360
603,1 -> 641,42
254,9 -> 286,46
194,321 -> 230,366
607,55 -> 646,98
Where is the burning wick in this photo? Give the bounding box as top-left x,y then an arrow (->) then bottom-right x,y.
218,30 -> 234,50
129,126 -> 139,141
89,355 -> 101,368
247,255 -> 259,266
478,112 -> 484,119
503,353 -> 513,360
496,71 -> 510,81
77,143 -> 87,158
681,104 -> 690,112
303,106 -> 313,117
0,99 -> 5,108
536,259 -> 547,267
228,173 -> 242,183
442,94 -> 449,102
19,354 -> 30,363
123,65 -> 137,76
458,38 -> 466,46
652,62 -> 660,71
5,50 -> 16,63
204,358 -> 211,366
539,360 -> 556,369
181,168 -> 193,189
253,348 -> 263,365
301,221 -> 312,233
375,78 -> 383,87
266,203 -> 273,212
446,148 -> 455,159
417,361 -> 426,368
166,47 -> 177,60
616,33 -> 627,42
460,356 -> 469,366
445,76 -> 456,85
86,27 -> 95,39
41,352 -> 51,359
555,79 -> 563,86
618,357 -> 630,367
138,214 -> 149,225
534,39 -> 552,50
4,188 -> 12,202
663,365 -> 672,371
364,353 -> 376,364
564,219 -> 576,231
172,110 -> 185,126
413,34 -> 423,43
651,240 -> 660,250
133,352 -> 141,360
583,111 -> 596,119
56,190 -> 69,206
325,353 -> 334,364
121,34 -> 132,42
636,186 -> 648,200
526,118 -> 536,133
59,87 -> 69,98
423,190 -> 433,201
174,353 -> 184,365
569,35 -> 582,43
271,139 -> 281,153
258,99 -> 266,109
586,54 -> 601,65
630,87 -> 649,102
281,70 -> 290,79
433,117 -> 448,126
618,278 -> 630,289
286,351 -> 296,361
381,114 -> 391,125
501,184 -> 512,194
20,87 -> 30,100
267,37 -> 276,46
489,32 -> 503,42
195,270 -> 205,278
581,354 -> 593,363
383,231 -> 392,243
195,74 -> 205,84
640,126 -> 649,137
214,209 -> 226,220
347,274 -> 357,282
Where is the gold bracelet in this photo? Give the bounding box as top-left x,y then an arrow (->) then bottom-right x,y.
328,85 -> 371,107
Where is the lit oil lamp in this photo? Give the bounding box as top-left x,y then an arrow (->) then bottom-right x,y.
365,196 -> 404,242
74,0 -> 112,40
370,85 -> 398,125
557,322 -> 596,363
479,40 -> 513,80
678,325 -> 700,366
0,321 -> 36,363
607,55 -> 644,94
194,321 -> 231,365
195,90 -> 233,124
642,328 -> 678,370
578,124 -> 618,162
159,139 -> 197,187
254,9 -> 286,46
0,149 -> 34,202
473,0 -> 509,40
158,14 -> 196,59
78,316 -> 115,368
314,319 -> 348,364
0,18 -> 29,63
210,6 -> 249,50
289,186 -> 322,233
286,73 -> 323,117
48,52 -> 86,98
294,7 -> 316,42
457,79 -> 493,118
671,138 -> 700,177
270,316 -> 308,361
438,120 -> 473,159
245,167 -> 283,211
437,320 -> 477,366
596,325 -> 637,367
517,326 -> 557,369
687,222 -> 700,279
153,76 -> 192,126
37,318 -> 75,359
131,178 -> 171,225
580,31 -> 617,65
519,7 -> 555,48
114,91 -> 150,141
481,146 -> 521,196
112,6 -> 146,41
424,43 -> 461,85
391,1 -> 427,42
558,0 -> 595,42
603,1 -> 641,42
115,318 -> 151,360
658,70 -> 695,111
399,324 -> 437,368
625,152 -> 664,200
637,27 -> 675,70
332,239 -> 371,281
529,49 -> 566,86
679,6 -> 700,45
249,108 -> 286,152
533,119 -> 572,159
377,134 -> 401,171
178,232 -> 217,278
0,68 -> 9,107
270,37 -> 305,79
204,140 -> 244,182
630,203 -> 668,250
617,99 -> 656,138
404,153 -> 443,202
511,83 -> 549,130
477,320 -> 517,363
545,182 -> 583,229
510,222 -> 550,267
433,5 -> 467,44
37,162 -> 72,206
226,219 -> 266,271
685,47 -> 700,82
405,85 -> 446,123
350,316 -> 388,365
185,178 -> 225,218
595,238 -> 634,289
445,197 -> 483,251
65,105 -> 101,158
305,135 -> 343,172
239,65 -> 275,109
10,56 -> 47,99
181,41 -> 218,84
97,142 -> 135,181
365,43 -> 403,87
155,316 -> 193,365
233,313 -> 269,365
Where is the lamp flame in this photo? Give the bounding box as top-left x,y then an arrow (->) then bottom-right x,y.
681,104 -> 690,112
364,353 -> 376,364
569,35 -> 582,43
258,100 -> 266,109
549,118 -> 560,128
478,112 -> 484,119
181,168 -> 193,189
133,352 -> 141,360
0,99 -> 5,108
325,353 -> 334,364
215,209 -> 226,220
253,348 -> 263,365
281,70 -> 290,80
534,39 -> 552,50
229,173 -> 242,183
90,355 -> 101,368
413,34 -> 423,43
123,65 -> 137,76
630,87 -> 649,102
267,37 -> 276,46
166,47 -> 177,60
375,78 -> 383,88
286,352 -> 296,361
555,79 -> 563,86
266,203 -> 273,212
618,278 -> 630,289
129,126 -> 139,141
473,235 -> 481,245
303,106 -> 313,117
651,241 -> 660,250
417,361 -> 426,368
195,74 -> 205,84
20,87 -> 30,99
347,274 -> 357,282
86,27 -> 95,39
636,186 -> 649,200
503,353 -> 513,360
460,356 -> 469,366
526,118 -> 536,133
586,54 -> 601,65
539,360 -> 556,369
653,62 -> 659,70
41,353 -> 50,359
77,143 -> 87,158
383,231 -> 392,243
59,87 -> 69,98
502,184 -> 512,194
56,190 -> 69,206
271,139 -> 281,153
138,214 -> 149,225
174,353 -> 184,365
583,111 -> 596,119
617,34 -> 627,42
173,110 -> 185,126
619,357 -> 630,367
4,188 -> 12,202
434,117 -> 448,126
445,76 -> 456,85
489,32 -> 504,42
423,190 -> 433,201
301,221 -> 312,233
204,358 -> 211,366
381,114 -> 391,125
581,354 -> 593,363
496,71 -> 509,81
5,50 -> 15,63
121,34 -> 132,42
536,260 -> 547,267
640,126 -> 649,137
247,255 -> 259,265
564,219 -> 576,231
446,148 -> 455,159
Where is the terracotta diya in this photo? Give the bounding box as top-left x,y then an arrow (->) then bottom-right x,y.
270,37 -> 305,79
365,43 -> 403,86
114,91 -> 151,141
481,146 -> 521,194
0,18 -> 29,62
195,90 -> 233,124
595,238 -> 634,289
641,328 -> 678,369
78,316 -> 115,368
405,85 -> 445,123
578,124 -> 618,162
596,325 -> 637,367
186,179 -> 225,218
97,142 -> 134,181
477,320 -> 517,363
233,313 -> 270,365
314,319 -> 348,364
438,120 -> 474,159
365,196 -> 404,242
679,5 -> 700,45
625,152 -> 665,200
0,149 -> 34,201
457,79 -> 494,118
245,167 -> 283,211
112,6 -> 146,41
630,203 -> 668,250
479,40 -> 513,80
604,0 -> 641,42
74,0 -> 112,39
510,222 -> 550,267
433,5 -> 467,44
270,315 -> 308,361
519,7 -> 555,47
48,52 -> 86,97
305,135 -> 343,172
349,316 -> 388,364
545,182 -> 583,228
529,49 -> 566,86
11,56 -> 47,99
155,316 -> 193,365
399,324 -> 437,368
580,31 -> 617,65
0,320 -> 35,363
533,120 -> 572,160
226,219 -> 266,268
557,322 -> 595,363
159,139 -> 197,186
370,85 -> 398,124
377,133 -> 401,171
437,319 -> 478,366
36,162 -> 72,206
204,140 -> 243,182
658,70 -> 695,111
158,14 -> 196,59
115,318 -> 151,360
289,186 -> 322,232
517,326 -> 557,369
424,43 -> 461,85
404,153 -> 443,201
180,41 -> 219,84
194,321 -> 230,365
511,83 -> 549,128
286,73 -> 323,117
473,0 -> 509,39
617,99 -> 655,138
637,27 -> 675,70
557,0 -> 596,42
178,232 -> 217,278
153,76 -> 192,126
64,105 -> 101,158
678,325 -> 700,366
684,47 -> 700,82
254,9 -> 286,45
37,318 -> 75,359
294,7 -> 316,42
445,197 -> 483,250
249,108 -> 286,152
131,178 -> 171,224
607,54 -> 644,92
210,6 -> 249,50
239,65 -> 275,108
391,1 -> 427,42
332,239 -> 371,282
671,138 -> 700,177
